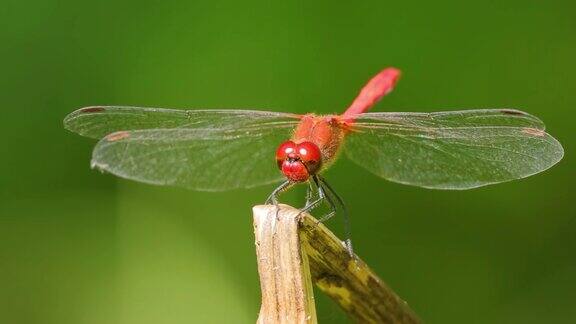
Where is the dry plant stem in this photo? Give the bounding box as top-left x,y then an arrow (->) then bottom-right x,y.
253,204 -> 420,324
253,205 -> 318,324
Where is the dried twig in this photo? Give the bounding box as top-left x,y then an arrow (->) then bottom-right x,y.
253,204 -> 419,324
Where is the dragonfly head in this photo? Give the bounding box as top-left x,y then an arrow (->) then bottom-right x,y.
276,140 -> 322,182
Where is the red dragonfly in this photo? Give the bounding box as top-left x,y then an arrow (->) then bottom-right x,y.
64,68 -> 563,253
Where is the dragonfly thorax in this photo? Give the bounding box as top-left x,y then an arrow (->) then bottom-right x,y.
275,140 -> 322,182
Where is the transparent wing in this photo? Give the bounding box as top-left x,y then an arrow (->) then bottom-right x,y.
344,109 -> 564,189
64,106 -> 300,139
63,106 -> 300,191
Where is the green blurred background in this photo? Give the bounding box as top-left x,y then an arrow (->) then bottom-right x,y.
1,0 -> 574,323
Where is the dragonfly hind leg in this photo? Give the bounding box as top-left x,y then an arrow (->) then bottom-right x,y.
302,176 -> 352,255
317,176 -> 355,258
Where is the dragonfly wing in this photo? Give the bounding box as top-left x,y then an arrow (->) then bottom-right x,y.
344,109 -> 564,189
64,106 -> 300,190
64,106 -> 299,139
92,124 -> 295,191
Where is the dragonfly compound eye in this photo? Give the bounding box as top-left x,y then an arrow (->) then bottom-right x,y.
275,140 -> 297,169
296,141 -> 322,173
275,140 -> 322,182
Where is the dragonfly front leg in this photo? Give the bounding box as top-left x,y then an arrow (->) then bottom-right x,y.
265,180 -> 293,206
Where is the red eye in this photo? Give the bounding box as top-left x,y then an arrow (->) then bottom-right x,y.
296,142 -> 321,164
275,140 -> 322,180
276,140 -> 296,168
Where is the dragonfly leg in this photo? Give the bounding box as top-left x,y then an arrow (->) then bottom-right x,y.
316,209 -> 336,223
265,180 -> 295,220
306,176 -> 336,222
303,181 -> 315,209
265,180 -> 293,206
301,178 -> 327,214
318,176 -> 355,258
301,176 -> 337,223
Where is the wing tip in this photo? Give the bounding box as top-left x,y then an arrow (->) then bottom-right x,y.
499,108 -> 527,116
63,106 -> 110,138
500,108 -> 546,129
78,106 -> 107,113
65,106 -> 108,121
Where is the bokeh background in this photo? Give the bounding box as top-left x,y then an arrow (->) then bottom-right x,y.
1,0 -> 574,323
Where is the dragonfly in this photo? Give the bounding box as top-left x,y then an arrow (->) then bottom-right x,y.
64,68 -> 564,255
